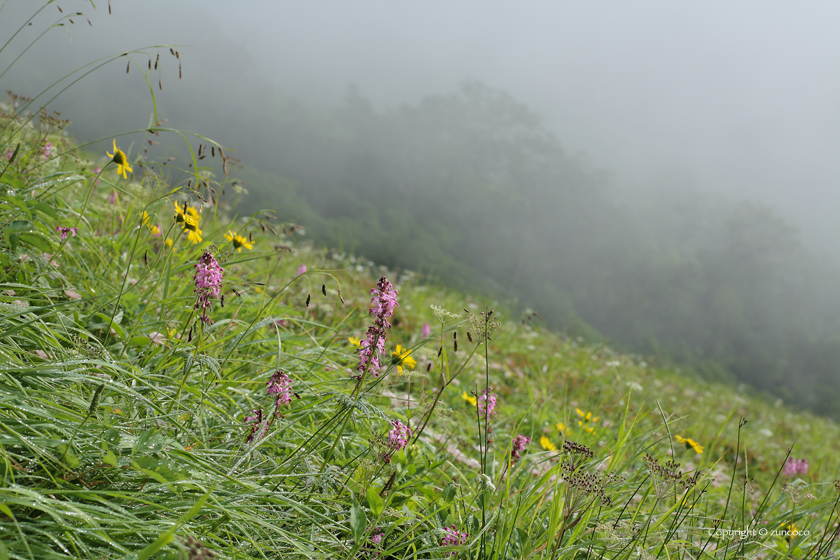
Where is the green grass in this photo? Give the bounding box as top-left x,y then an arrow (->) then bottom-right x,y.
2,95 -> 840,559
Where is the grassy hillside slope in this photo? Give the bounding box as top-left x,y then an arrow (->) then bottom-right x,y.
2,111 -> 840,559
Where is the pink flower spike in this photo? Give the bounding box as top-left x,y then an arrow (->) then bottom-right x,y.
297,264 -> 307,275
422,322 -> 431,338
108,190 -> 118,204
441,525 -> 468,554
266,370 -> 293,408
388,419 -> 411,451
245,409 -> 267,443
511,434 -> 531,459
477,388 -> 497,419
193,251 -> 224,324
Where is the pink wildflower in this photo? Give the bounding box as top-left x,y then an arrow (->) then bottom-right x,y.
441,525 -> 468,554
266,370 -> 293,408
297,264 -> 307,275
369,277 -> 399,327
194,251 -> 224,324
477,388 -> 497,419
42,141 -> 53,160
356,277 -> 399,377
388,419 -> 411,451
371,528 -> 384,545
108,190 -> 118,204
511,434 -> 531,460
422,322 -> 431,338
56,226 -> 78,240
783,458 -> 809,477
245,409 -> 267,443
148,332 -> 166,345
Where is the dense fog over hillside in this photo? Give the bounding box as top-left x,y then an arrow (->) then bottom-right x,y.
4,1 -> 840,253
4,1 -> 840,414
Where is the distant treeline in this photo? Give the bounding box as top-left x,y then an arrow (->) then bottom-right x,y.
233,83 -> 840,417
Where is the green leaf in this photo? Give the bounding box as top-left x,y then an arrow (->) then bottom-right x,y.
56,444 -> 80,468
134,428 -> 164,454
29,201 -> 59,220
441,481 -> 457,504
350,498 -> 366,544
0,540 -> 8,560
103,450 -> 119,467
5,220 -> 33,233
367,487 -> 384,519
1,195 -> 31,218
19,232 -> 55,253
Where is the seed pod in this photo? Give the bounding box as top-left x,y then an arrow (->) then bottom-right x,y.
88,383 -> 105,416
467,331 -> 473,343
306,294 -> 311,307
321,284 -> 327,296
188,326 -> 193,342
437,347 -> 442,357
454,340 -> 458,352
426,361 -> 432,372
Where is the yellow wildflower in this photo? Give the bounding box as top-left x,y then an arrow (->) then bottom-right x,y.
575,408 -> 599,434
165,238 -> 173,247
106,139 -> 133,179
462,391 -> 477,407
540,436 -> 556,451
391,344 -> 417,373
224,230 -> 253,252
675,435 -> 704,454
556,422 -> 571,435
174,202 -> 203,244
348,336 -> 361,347
150,224 -> 161,236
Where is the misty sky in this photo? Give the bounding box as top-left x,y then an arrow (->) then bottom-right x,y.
5,1 -> 840,253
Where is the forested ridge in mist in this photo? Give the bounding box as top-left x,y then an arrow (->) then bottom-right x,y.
4,2 -> 840,417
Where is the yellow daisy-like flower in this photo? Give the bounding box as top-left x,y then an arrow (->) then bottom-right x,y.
348,337 -> 361,347
224,230 -> 253,252
165,238 -> 173,247
675,435 -> 704,454
575,408 -> 599,434
150,224 -> 161,236
173,202 -> 203,244
462,391 -> 477,407
106,139 -> 133,179
556,422 -> 571,435
391,344 -> 417,373
141,211 -> 151,226
540,436 -> 556,451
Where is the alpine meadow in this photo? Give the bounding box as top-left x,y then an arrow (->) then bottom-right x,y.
2,2 -> 840,559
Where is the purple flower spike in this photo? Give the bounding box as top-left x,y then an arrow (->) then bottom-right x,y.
388,419 -> 411,451
783,457 -> 809,477
477,388 -> 497,419
194,251 -> 224,324
422,322 -> 431,338
267,370 -> 293,408
441,525 -> 468,554
355,276 -> 399,377
511,434 -> 531,460
245,409 -> 267,443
